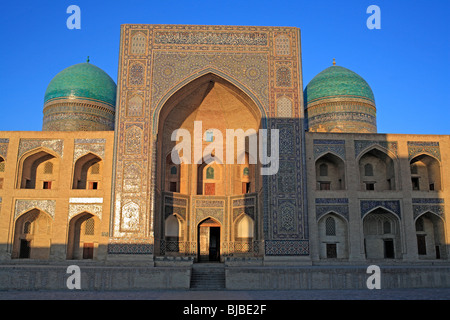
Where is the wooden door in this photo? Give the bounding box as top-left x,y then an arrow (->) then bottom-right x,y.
83,243 -> 94,259
204,183 -> 215,195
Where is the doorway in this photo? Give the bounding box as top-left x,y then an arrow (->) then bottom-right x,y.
19,239 -> 31,258
384,239 -> 395,259
197,218 -> 221,262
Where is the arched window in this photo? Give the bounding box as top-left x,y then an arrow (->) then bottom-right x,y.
364,163 -> 374,176
44,162 -> 53,174
84,217 -> 95,235
90,163 -> 100,175
325,217 -> 336,236
319,163 -> 328,176
243,167 -> 249,176
383,220 -> 391,234
206,167 -> 214,179
415,217 -> 424,232
170,166 -> 177,175
23,221 -> 32,234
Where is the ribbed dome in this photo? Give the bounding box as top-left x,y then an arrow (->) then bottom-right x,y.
44,62 -> 116,107
304,65 -> 374,106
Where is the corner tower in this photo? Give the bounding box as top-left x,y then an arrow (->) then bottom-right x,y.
43,61 -> 116,131
304,60 -> 376,133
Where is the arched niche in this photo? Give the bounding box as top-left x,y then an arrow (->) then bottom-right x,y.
12,208 -> 53,259
18,149 -> 59,189
67,212 -> 100,259
317,212 -> 349,259
72,153 -> 102,190
415,212 -> 446,259
315,153 -> 345,190
410,154 -> 441,191
363,208 -> 402,260
358,148 -> 396,191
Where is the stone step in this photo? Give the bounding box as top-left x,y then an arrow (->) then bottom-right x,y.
190,265 -> 226,290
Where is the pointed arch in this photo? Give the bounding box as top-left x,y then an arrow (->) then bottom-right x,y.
317,212 -> 349,259
414,211 -> 446,259
17,147 -> 60,189
358,147 -> 397,191
152,69 -> 267,134
67,212 -> 100,260
315,152 -> 346,190
235,213 -> 254,240
72,152 -> 102,189
363,207 -> 402,260
12,208 -> 53,259
409,153 -> 441,191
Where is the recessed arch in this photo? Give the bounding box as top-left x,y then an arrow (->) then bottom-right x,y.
414,211 -> 446,260
315,152 -> 346,190
358,147 -> 397,191
235,213 -> 254,240
410,153 -> 441,191
12,208 -> 53,259
67,212 -> 100,260
17,147 -> 60,189
152,69 -> 267,134
72,152 -> 102,189
317,212 -> 349,259
363,207 -> 402,260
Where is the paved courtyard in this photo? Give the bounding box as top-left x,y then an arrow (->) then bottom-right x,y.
1,288 -> 449,300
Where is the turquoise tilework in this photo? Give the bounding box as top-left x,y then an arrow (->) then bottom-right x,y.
304,66 -> 375,105
44,63 -> 116,107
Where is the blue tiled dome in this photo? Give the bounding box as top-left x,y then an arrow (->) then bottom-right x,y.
44,62 -> 116,107
304,65 -> 374,106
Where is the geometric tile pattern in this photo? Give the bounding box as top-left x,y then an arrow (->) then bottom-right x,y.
313,139 -> 345,160
354,140 -> 398,158
412,198 -> 445,220
14,199 -> 56,220
360,200 -> 401,219
407,141 -> 440,161
315,198 -> 349,221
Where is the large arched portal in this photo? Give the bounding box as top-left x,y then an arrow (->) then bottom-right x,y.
155,73 -> 264,261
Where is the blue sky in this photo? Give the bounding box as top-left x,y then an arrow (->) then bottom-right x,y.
0,0 -> 449,134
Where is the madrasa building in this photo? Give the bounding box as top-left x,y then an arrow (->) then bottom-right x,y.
0,25 -> 449,290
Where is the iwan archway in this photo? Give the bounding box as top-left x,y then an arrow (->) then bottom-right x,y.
155,72 -> 264,261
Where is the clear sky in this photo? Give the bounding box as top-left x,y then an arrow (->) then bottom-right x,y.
1,0 -> 449,134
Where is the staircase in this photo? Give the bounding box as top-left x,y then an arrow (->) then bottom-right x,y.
190,263 -> 226,290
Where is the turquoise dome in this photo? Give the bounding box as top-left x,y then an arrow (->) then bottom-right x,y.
304,65 -> 374,105
44,62 -> 116,107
